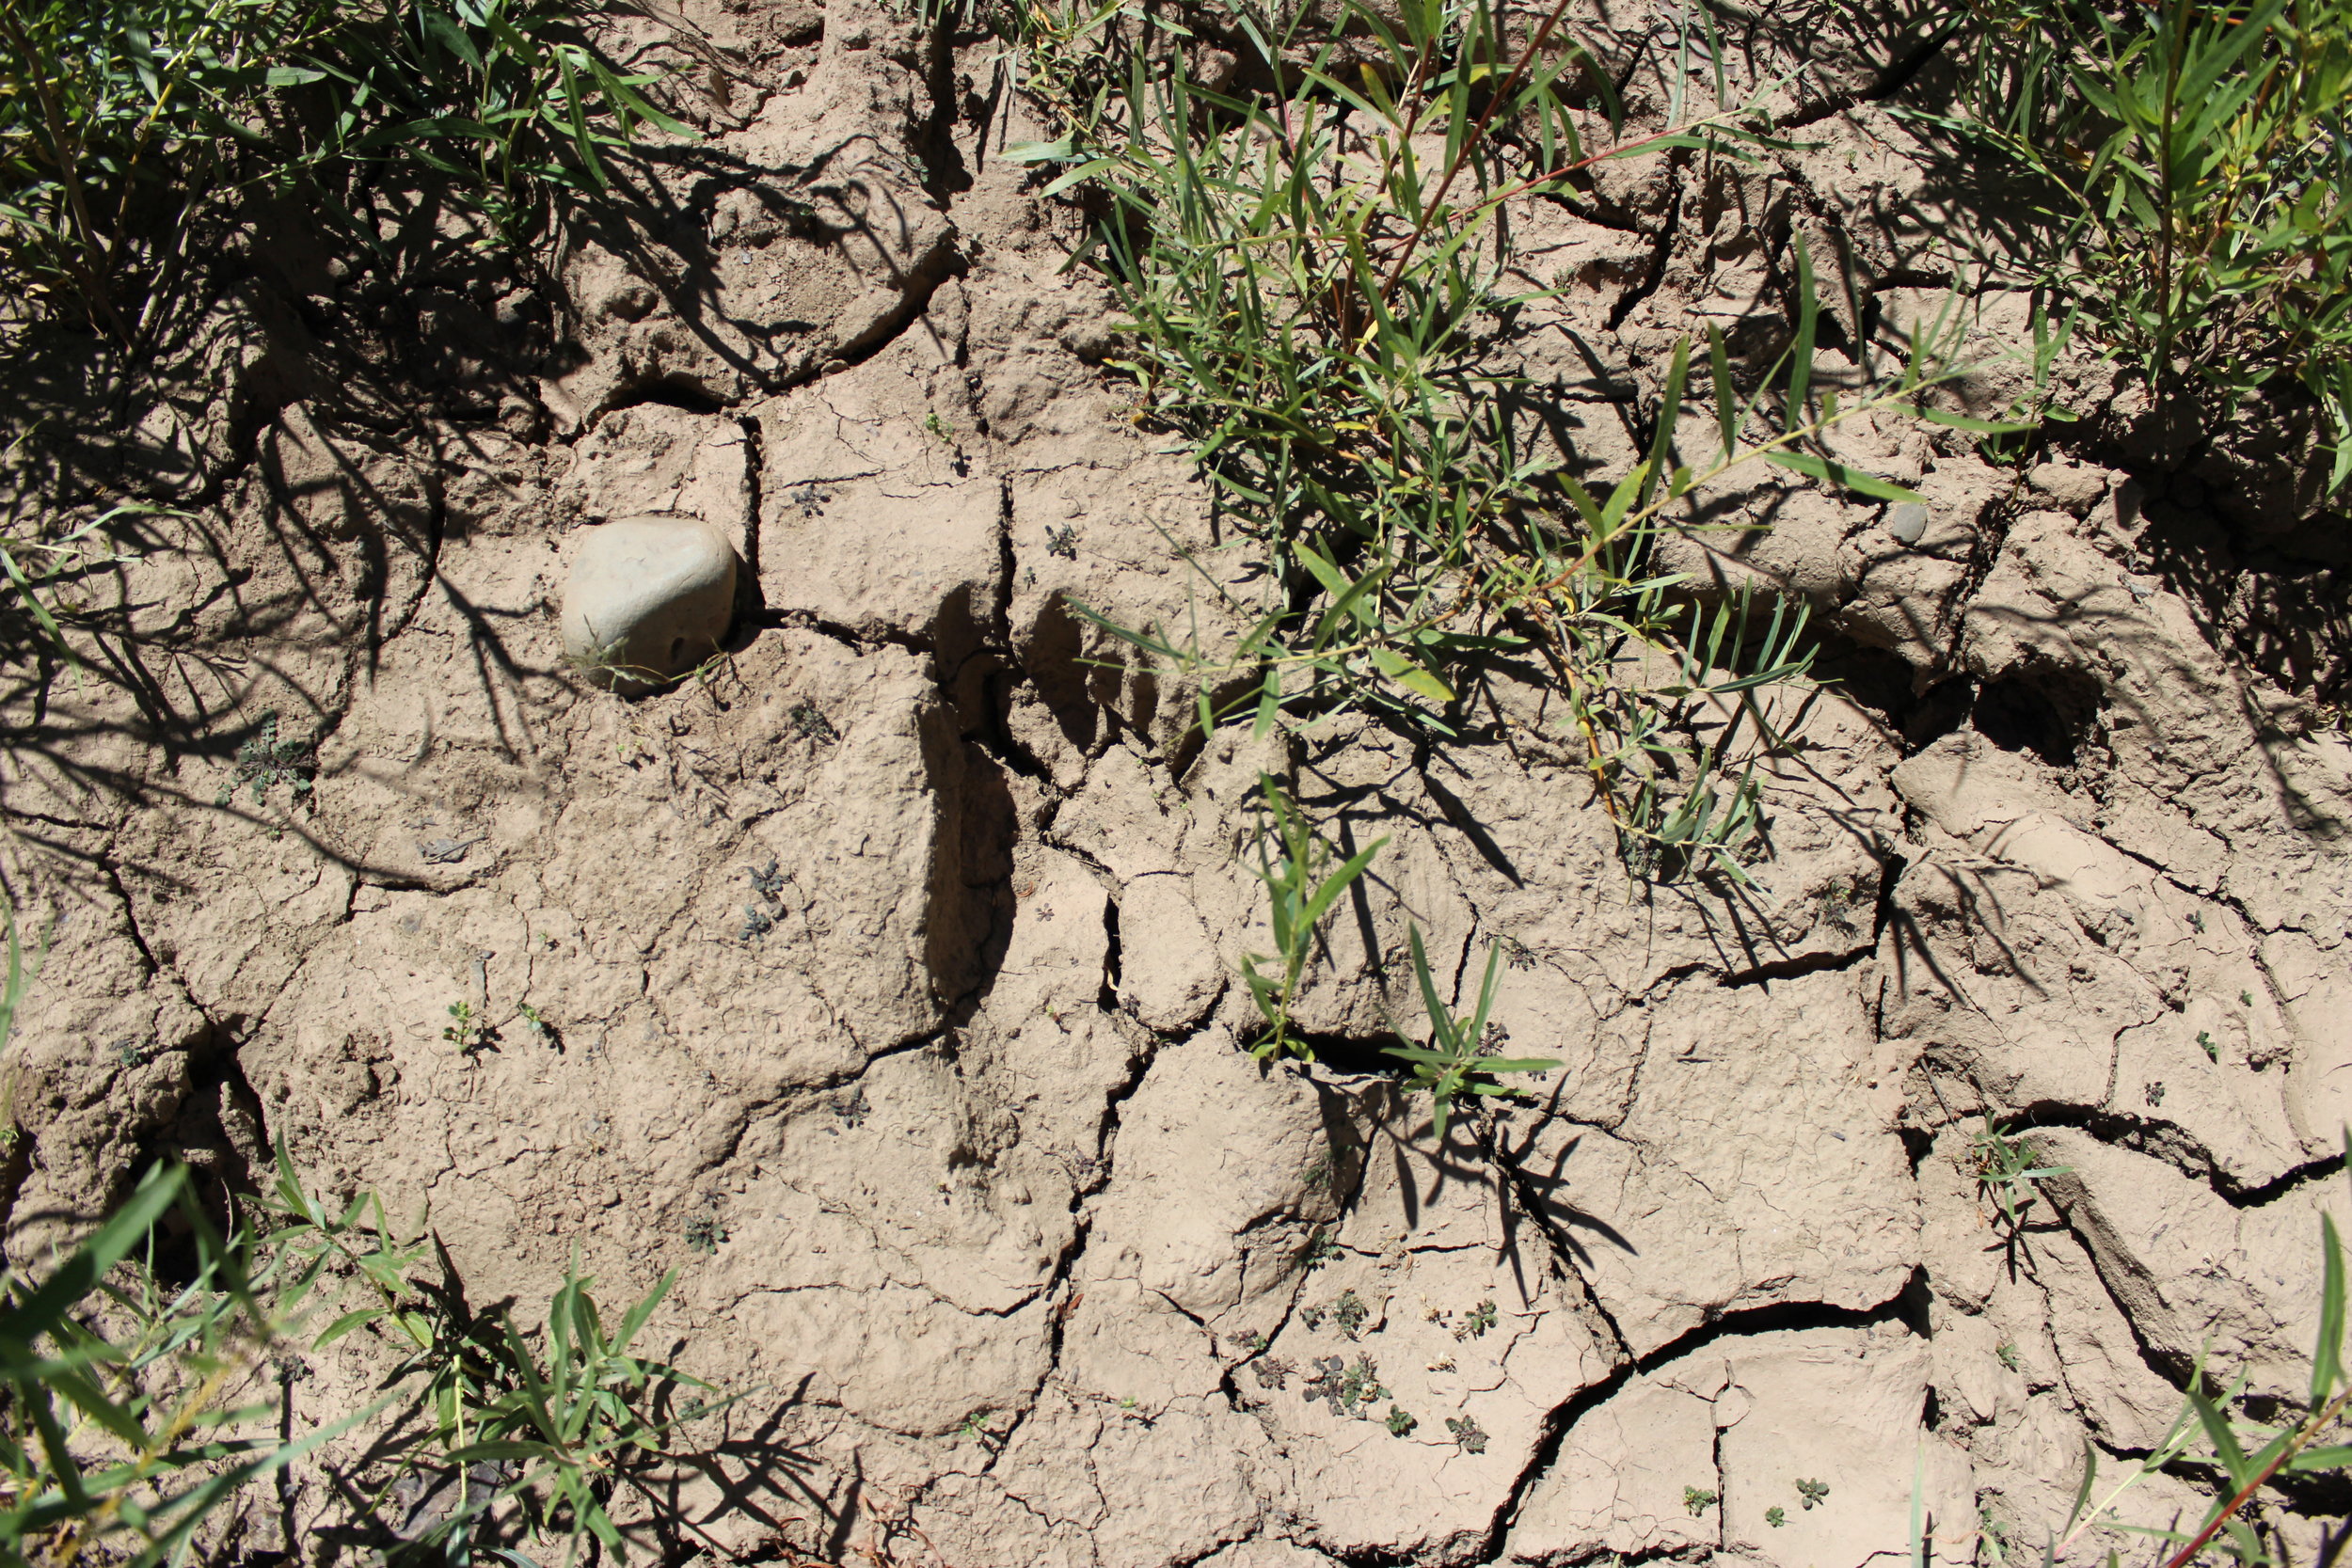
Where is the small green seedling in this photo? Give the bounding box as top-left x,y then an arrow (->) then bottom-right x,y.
684,1213 -> 727,1254
924,410 -> 956,444
1996,1340 -> 2023,1373
1241,777 -> 1387,1059
2198,1031 -> 2218,1061
1384,929 -> 1560,1138
1303,1230 -> 1343,1269
516,1001 -> 559,1049
1797,1477 -> 1830,1510
789,702 -> 838,743
1456,1299 -> 1498,1340
217,711 -> 317,807
1684,1486 -> 1719,1516
1445,1415 -> 1488,1454
1767,1506 -> 1787,1528
1970,1113 -> 2072,1232
1384,1404 -> 1416,1437
443,1000 -> 497,1054
1332,1290 -> 1370,1340
1044,523 -> 1079,559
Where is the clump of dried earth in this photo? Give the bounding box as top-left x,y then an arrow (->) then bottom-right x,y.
3,0 -> 2349,1564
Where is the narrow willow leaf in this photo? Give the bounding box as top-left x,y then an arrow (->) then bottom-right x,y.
1788,230 -> 1818,424
1764,450 -> 1927,504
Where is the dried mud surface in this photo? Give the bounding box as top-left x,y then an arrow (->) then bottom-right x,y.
3,1 -> 2350,1564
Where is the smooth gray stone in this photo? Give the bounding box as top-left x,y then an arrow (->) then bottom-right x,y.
560,515 -> 738,691
1883,501 -> 1931,545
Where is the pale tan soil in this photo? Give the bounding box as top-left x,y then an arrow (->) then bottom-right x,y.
3,1 -> 2349,1564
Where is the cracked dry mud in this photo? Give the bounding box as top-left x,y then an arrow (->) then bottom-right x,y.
3,0 -> 2349,1563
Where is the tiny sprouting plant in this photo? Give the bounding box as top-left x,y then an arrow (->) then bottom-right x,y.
1996,1340 -> 2024,1373
2240,990 -> 2256,1008
790,483 -> 833,517
442,1000 -> 497,1054
1239,776 -> 1387,1058
1796,1477 -> 1830,1510
1254,1357 -> 1294,1390
1457,1299 -> 1498,1340
684,1212 -> 728,1255
743,856 -> 789,942
1445,1415 -> 1488,1454
1331,1290 -> 1369,1340
1767,1506 -> 1788,1528
1971,1112 -> 2073,1234
1043,523 -> 1079,559
1240,1330 -> 1270,1355
2147,1080 -> 2168,1106
1300,1304 -> 1326,1331
925,410 -> 956,444
1302,1229 -> 1343,1270
1684,1486 -> 1719,1516
218,711 -> 317,808
516,1001 -> 559,1050
788,702 -> 838,743
2199,1030 -> 2219,1061
1384,1404 -> 1416,1437
1385,929 -> 1561,1138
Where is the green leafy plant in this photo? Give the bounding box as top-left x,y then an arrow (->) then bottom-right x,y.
1382,1404 -> 1416,1437
441,1000 -> 497,1054
1925,0 -> 2352,489
0,1163 -> 379,1565
216,712 -> 316,808
1015,0 -> 2002,882
1767,1505 -> 1787,1528
0,898 -> 41,1137
2037,1145 -> 2348,1568
1239,776 -> 1387,1059
1444,1414 -> 1487,1454
1383,928 -> 1559,1138
0,504 -> 154,675
0,0 -> 693,343
1969,1111 -> 2073,1233
262,1141 -> 742,1562
1456,1299 -> 1497,1340
1796,1477 -> 1830,1510
1683,1485 -> 1719,1516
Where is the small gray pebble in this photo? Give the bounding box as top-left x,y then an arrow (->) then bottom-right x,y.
1883,501 -> 1931,544
418,837 -> 473,864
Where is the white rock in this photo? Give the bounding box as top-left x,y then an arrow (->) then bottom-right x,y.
559,515 -> 738,690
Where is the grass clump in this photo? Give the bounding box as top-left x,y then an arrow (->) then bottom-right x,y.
1239,775 -> 1385,1058
262,1141 -> 738,1561
1010,0 -> 2000,879
0,0 -> 691,346
1929,0 -> 2352,488
0,1163 -> 373,1564
0,1132 -> 741,1563
1383,929 -> 1556,1138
